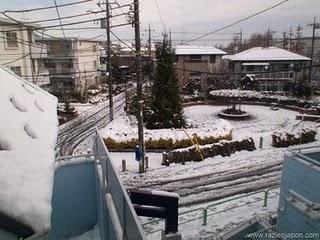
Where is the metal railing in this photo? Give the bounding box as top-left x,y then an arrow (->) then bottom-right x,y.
94,130 -> 146,240
143,186 -> 279,235
254,71 -> 293,79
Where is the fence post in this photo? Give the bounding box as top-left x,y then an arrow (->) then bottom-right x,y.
122,159 -> 126,172
259,137 -> 263,149
162,152 -> 169,166
263,189 -> 269,207
202,208 -> 208,226
145,156 -> 149,169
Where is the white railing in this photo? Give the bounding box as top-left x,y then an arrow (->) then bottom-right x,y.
94,130 -> 146,240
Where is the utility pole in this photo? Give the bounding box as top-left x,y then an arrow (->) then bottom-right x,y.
148,24 -> 153,84
282,31 -> 288,50
308,17 -> 319,82
84,70 -> 88,103
134,0 -> 145,173
295,25 -> 303,53
106,0 -> 114,121
239,29 -> 243,51
289,27 -> 293,51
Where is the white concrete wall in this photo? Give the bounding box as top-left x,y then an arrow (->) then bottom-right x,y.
0,24 -> 48,85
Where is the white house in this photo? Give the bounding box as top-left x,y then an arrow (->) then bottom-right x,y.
225,46 -> 311,91
175,45 -> 226,86
40,37 -> 102,98
0,17 -> 49,86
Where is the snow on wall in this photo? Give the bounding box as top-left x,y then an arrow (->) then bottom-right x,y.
0,66 -> 58,232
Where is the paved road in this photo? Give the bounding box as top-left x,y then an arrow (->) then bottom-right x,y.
55,92 -> 127,158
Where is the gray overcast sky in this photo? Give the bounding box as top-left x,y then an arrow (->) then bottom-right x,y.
1,0 -> 319,46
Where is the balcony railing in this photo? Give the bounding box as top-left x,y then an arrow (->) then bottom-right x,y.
94,131 -> 146,240
26,130 -> 146,240
251,71 -> 293,80
47,50 -> 76,59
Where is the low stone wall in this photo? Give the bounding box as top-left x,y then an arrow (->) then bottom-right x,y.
272,129 -> 317,148
163,138 -> 256,165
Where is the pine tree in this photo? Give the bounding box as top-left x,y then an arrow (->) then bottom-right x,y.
145,36 -> 186,129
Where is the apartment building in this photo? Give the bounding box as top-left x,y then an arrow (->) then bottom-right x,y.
225,47 -> 310,91
0,17 -> 49,86
41,37 -> 102,97
174,45 -> 226,86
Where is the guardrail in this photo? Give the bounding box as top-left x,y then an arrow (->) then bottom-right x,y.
95,130 -> 146,240
143,186 -> 279,235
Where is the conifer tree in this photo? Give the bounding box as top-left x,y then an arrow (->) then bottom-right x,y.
145,36 -> 185,129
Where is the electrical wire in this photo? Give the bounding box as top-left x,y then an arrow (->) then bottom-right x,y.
183,0 -> 290,44
53,0 -> 66,39
154,0 -> 165,30
109,30 -> 320,77
2,53 -> 31,65
35,30 -> 45,84
24,10 -> 104,24
4,0 -> 94,13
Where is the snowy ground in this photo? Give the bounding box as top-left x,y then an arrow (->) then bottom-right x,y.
70,102 -> 95,114
143,188 -> 280,240
74,104 -> 319,239
101,111 -> 232,143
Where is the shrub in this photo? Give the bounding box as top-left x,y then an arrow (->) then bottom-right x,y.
271,129 -> 317,147
103,131 -> 232,150
163,138 -> 256,164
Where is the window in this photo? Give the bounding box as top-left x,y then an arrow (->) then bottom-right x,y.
210,55 -> 216,63
190,55 -> 202,60
246,65 -> 255,72
190,72 -> 201,77
188,55 -> 203,63
6,31 -> 18,48
10,66 -> 22,76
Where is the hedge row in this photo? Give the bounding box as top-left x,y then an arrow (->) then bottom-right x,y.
271,129 -> 317,148
163,138 -> 256,165
207,94 -> 320,113
103,131 -> 232,150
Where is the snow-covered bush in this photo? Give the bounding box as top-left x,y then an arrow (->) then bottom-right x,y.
209,89 -> 315,109
103,132 -> 232,150
271,128 -> 316,147
164,138 -> 256,164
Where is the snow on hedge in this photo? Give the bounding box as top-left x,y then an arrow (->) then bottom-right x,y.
210,89 -> 297,101
101,113 -> 232,143
0,67 -> 58,232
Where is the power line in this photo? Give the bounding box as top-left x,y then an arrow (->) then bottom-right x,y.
24,10 -> 104,24
2,53 -> 31,65
53,0 -> 66,39
183,0 -> 290,44
154,0 -> 165,30
4,0 -> 94,13
35,30 -> 45,84
0,32 -> 103,52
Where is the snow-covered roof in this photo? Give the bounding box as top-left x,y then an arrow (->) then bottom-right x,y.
227,47 -> 310,62
0,66 -> 58,232
175,45 -> 226,55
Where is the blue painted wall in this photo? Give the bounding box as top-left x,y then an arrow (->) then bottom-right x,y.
277,155 -> 320,235
49,162 -> 98,240
306,152 -> 320,162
